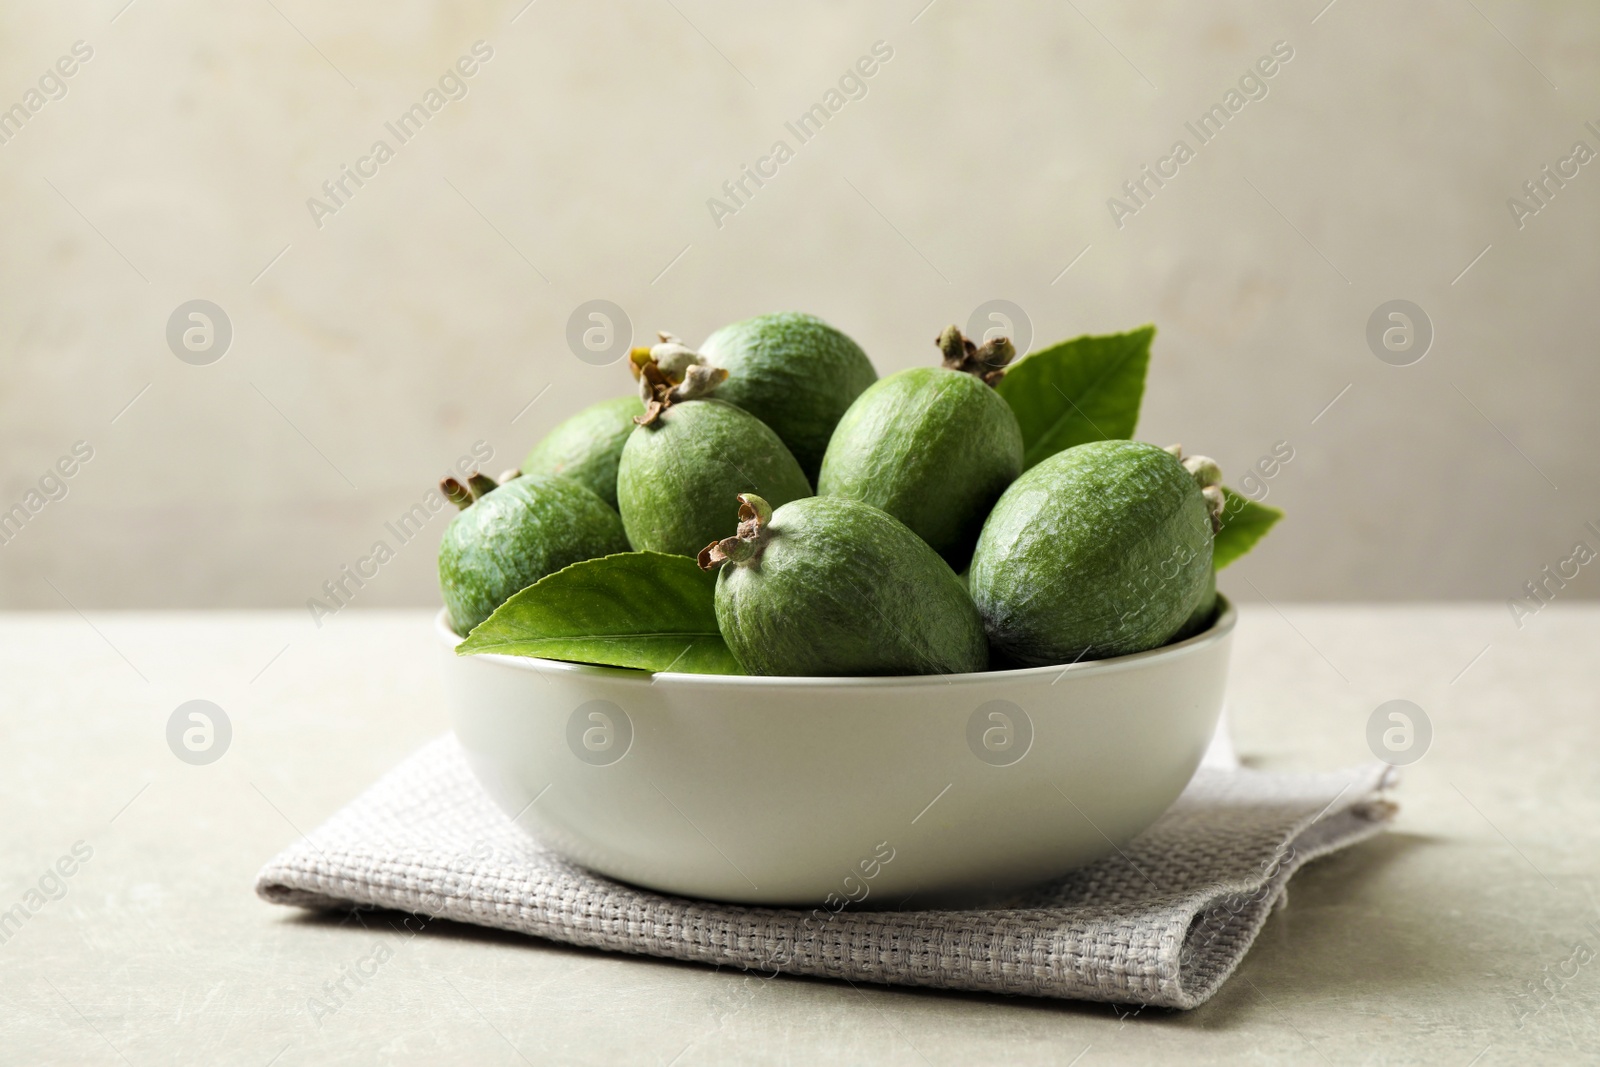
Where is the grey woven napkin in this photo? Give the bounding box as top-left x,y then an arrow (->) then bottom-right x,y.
256,734 -> 1396,1008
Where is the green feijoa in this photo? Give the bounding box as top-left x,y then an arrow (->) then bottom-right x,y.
522,395 -> 643,508
700,494 -> 988,677
698,312 -> 878,483
969,440 -> 1216,665
817,326 -> 1024,571
438,472 -> 629,635
616,399 -> 811,558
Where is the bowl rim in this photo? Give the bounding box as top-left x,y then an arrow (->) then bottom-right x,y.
437,594 -> 1236,689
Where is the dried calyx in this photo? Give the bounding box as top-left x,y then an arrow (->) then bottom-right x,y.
630,332 -> 729,426
1164,443 -> 1225,532
442,469 -> 516,511
936,325 -> 1016,386
698,493 -> 773,570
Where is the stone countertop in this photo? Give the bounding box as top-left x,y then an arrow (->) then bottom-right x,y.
0,604 -> 1595,1065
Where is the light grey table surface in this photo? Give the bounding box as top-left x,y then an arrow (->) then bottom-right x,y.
1,604 -> 1595,1066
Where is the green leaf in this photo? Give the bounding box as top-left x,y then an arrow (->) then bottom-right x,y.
1213,487 -> 1283,570
996,325 -> 1154,469
457,551 -> 743,675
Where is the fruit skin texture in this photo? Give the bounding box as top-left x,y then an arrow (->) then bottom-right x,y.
970,440 -> 1213,666
817,367 -> 1023,571
617,399 -> 811,558
522,395 -> 643,508
698,312 -> 878,483
439,474 -> 629,635
1172,567 -> 1219,642
713,496 -> 988,676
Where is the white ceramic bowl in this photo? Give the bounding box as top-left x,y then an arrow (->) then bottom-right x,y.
440,599 -> 1235,907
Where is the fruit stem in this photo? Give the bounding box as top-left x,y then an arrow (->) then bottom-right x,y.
1166,445 -> 1227,533
936,325 -> 1015,386
441,477 -> 476,510
632,333 -> 730,426
442,471 -> 501,511
698,494 -> 773,570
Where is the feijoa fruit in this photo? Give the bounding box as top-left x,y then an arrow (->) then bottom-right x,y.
818,325 -> 1024,570
438,472 -> 629,635
698,312 -> 877,483
700,494 -> 988,676
969,439 -> 1221,665
521,395 -> 643,508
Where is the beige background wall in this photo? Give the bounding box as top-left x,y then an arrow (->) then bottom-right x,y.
1,0 -> 1596,615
